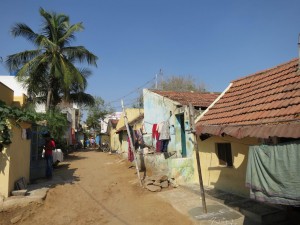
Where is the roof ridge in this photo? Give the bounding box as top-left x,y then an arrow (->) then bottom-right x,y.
232,58 -> 298,83
149,89 -> 220,95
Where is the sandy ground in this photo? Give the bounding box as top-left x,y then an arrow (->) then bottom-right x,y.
0,150 -> 194,225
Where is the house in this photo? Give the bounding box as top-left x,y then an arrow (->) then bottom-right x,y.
107,119 -> 120,151
0,81 -> 31,198
0,75 -> 83,148
99,112 -> 122,148
142,89 -> 219,183
0,76 -> 28,107
115,108 -> 144,158
59,102 -> 82,146
100,112 -> 122,134
195,58 -> 300,204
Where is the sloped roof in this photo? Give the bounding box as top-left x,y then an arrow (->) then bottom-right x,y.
196,58 -> 300,139
150,90 -> 220,108
116,108 -> 144,132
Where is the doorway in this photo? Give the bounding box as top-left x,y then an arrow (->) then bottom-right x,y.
176,114 -> 187,157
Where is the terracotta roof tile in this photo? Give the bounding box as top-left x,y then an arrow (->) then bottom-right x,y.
150,90 -> 219,108
197,58 -> 300,128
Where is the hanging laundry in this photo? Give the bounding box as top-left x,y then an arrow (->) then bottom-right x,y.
127,137 -> 134,162
156,134 -> 162,153
136,129 -> 144,145
160,140 -> 169,153
152,124 -> 158,139
156,122 -> 163,134
159,121 -> 170,140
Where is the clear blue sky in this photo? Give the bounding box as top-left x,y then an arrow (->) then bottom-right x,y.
1,0 -> 300,111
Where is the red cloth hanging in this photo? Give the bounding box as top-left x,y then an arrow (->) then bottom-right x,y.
128,137 -> 134,162
152,124 -> 157,138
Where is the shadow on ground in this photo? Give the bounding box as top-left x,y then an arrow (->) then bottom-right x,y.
29,162 -> 79,191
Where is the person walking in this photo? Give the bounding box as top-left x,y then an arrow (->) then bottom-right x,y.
43,132 -> 56,179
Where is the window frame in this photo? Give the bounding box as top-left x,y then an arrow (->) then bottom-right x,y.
215,143 -> 233,167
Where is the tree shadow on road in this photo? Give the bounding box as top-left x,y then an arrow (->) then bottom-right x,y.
28,162 -> 79,191
63,154 -> 87,162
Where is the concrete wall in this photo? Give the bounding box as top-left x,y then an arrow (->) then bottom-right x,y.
110,130 -> 121,151
0,122 -> 31,198
143,89 -> 195,157
139,153 -> 194,184
196,135 -> 259,197
0,81 -> 32,198
117,118 -> 144,159
120,131 -> 129,157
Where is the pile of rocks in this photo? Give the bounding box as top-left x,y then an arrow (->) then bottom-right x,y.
143,175 -> 178,192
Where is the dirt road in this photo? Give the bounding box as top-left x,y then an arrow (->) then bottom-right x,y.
1,150 -> 194,225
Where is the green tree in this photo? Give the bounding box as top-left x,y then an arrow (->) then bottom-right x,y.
38,110 -> 68,143
158,75 -> 207,92
6,8 -> 98,111
133,75 -> 207,108
85,97 -> 113,132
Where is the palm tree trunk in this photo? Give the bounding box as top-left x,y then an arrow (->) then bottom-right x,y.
46,89 -> 52,112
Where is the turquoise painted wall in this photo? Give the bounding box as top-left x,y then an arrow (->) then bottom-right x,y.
143,89 -> 194,157
142,89 -> 196,183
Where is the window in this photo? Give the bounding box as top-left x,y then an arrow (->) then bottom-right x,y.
216,143 -> 233,167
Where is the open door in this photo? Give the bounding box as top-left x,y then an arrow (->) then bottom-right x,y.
176,114 -> 187,157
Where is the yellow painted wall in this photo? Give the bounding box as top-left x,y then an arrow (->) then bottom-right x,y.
0,82 -> 13,105
116,108 -> 144,131
0,146 -> 10,197
120,118 -> 144,154
0,122 -> 31,197
121,132 -> 129,153
0,82 -> 31,198
13,94 -> 27,107
195,135 -> 259,197
109,129 -> 121,151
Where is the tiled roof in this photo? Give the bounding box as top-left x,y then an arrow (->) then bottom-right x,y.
196,58 -> 300,138
150,90 -> 220,108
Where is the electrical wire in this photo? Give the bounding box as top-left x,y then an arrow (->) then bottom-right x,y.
107,76 -> 156,104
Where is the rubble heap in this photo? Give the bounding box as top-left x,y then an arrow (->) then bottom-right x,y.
143,175 -> 178,192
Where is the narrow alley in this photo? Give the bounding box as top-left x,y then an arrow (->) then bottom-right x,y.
1,150 -> 195,225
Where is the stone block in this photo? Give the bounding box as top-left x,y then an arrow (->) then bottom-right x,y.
11,190 -> 27,196
153,181 -> 161,186
146,184 -> 161,192
144,180 -> 154,186
168,178 -> 178,188
10,215 -> 22,224
161,180 -> 169,188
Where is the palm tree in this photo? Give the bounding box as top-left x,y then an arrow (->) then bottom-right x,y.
6,7 -> 98,111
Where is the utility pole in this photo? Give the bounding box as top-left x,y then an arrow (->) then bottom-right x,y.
189,103 -> 207,214
155,74 -> 158,89
121,100 -> 143,187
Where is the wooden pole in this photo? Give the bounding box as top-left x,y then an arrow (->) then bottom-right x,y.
121,100 -> 143,187
189,103 -> 207,213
